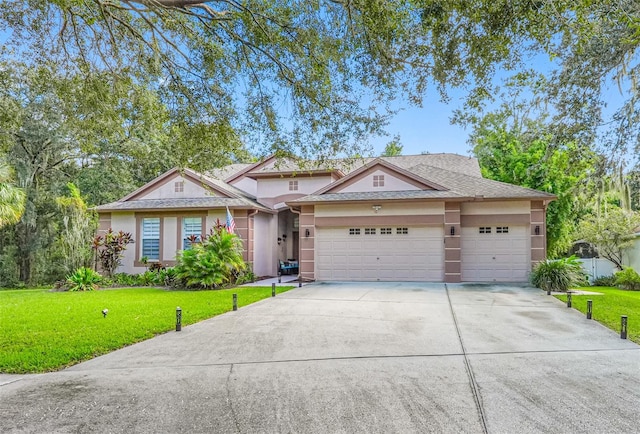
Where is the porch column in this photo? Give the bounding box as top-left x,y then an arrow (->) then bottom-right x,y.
299,205 -> 315,281
530,201 -> 546,268
444,202 -> 461,283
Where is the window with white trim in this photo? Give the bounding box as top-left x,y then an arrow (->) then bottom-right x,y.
183,217 -> 202,250
289,180 -> 298,191
396,227 -> 408,235
380,228 -> 392,235
349,228 -> 361,235
141,218 -> 160,260
373,175 -> 384,187
174,181 -> 184,193
364,228 -> 376,235
479,227 -> 491,234
496,226 -> 509,234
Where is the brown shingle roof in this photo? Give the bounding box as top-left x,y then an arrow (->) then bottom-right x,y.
95,197 -> 271,212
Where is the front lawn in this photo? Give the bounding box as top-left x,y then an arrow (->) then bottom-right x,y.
0,286 -> 293,374
555,287 -> 640,344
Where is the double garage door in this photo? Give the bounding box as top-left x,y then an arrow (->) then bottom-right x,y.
316,226 -> 444,281
316,225 -> 530,282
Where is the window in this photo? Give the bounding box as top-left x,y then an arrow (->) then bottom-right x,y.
396,227 -> 408,235
479,227 -> 492,234
364,228 -> 376,235
183,217 -> 202,249
380,228 -> 392,235
289,180 -> 298,191
174,181 -> 184,193
349,228 -> 361,235
496,226 -> 509,234
141,218 -> 160,260
373,175 -> 385,187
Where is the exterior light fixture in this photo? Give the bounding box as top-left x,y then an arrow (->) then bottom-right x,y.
372,205 -> 382,213
305,229 -> 310,238
277,237 -> 282,245
535,225 -> 540,235
450,226 -> 455,236
282,234 -> 287,240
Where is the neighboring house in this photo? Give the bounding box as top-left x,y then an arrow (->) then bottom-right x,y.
95,153 -> 556,283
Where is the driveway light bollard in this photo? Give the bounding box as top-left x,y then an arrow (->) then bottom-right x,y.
233,293 -> 238,311
176,306 -> 182,332
567,291 -> 572,308
546,280 -> 551,295
278,272 -> 281,283
272,283 -> 276,297
621,315 -> 628,339
587,300 -> 593,319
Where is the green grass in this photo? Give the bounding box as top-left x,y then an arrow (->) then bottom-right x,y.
555,287 -> 640,344
0,286 -> 294,374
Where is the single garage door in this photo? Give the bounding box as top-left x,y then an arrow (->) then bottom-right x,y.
461,225 -> 529,282
316,226 -> 444,281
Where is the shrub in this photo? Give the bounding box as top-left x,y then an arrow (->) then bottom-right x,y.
614,267 -> 640,291
92,229 -> 134,277
530,256 -> 586,292
66,267 -> 102,291
592,275 -> 616,287
175,227 -> 246,289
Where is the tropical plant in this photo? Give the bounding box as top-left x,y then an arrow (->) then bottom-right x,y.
92,229 -> 134,277
0,161 -> 25,228
614,268 -> 640,291
66,267 -> 102,291
175,227 -> 246,289
530,256 -> 586,292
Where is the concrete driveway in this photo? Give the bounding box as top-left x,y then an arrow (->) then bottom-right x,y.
1,282 -> 639,433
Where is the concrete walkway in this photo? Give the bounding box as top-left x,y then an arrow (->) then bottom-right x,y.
1,282 -> 639,433
241,275 -> 298,286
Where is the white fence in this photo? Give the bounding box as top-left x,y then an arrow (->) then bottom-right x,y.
577,258 -> 617,282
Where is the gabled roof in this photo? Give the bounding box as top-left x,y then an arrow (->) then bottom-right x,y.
312,158 -> 447,195
223,155 -> 277,183
95,167 -> 270,212
289,160 -> 556,205
207,163 -> 253,181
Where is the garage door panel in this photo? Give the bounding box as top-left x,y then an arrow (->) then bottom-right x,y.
461,226 -> 529,282
316,226 -> 443,281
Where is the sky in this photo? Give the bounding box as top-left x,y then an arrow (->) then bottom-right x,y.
369,95 -> 472,157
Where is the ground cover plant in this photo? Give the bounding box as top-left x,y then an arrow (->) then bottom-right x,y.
0,285 -> 294,373
555,287 -> 640,344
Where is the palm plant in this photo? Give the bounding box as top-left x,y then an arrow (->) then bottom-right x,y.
0,162 -> 26,228
175,226 -> 246,289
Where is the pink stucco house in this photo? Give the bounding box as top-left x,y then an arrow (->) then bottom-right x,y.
95,153 -> 555,282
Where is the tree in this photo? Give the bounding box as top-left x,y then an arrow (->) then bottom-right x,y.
470,115 -> 597,257
0,161 -> 25,228
578,207 -> 640,270
3,1 -> 638,159
381,136 -> 403,157
54,183 -> 97,275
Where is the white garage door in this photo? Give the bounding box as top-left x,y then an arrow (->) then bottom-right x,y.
461,225 -> 530,282
316,226 -> 444,281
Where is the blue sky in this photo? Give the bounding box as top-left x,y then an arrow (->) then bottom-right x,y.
370,95 -> 471,156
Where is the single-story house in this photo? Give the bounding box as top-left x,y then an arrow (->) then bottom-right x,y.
95,153 -> 556,282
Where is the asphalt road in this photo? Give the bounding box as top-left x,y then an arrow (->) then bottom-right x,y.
1,282 -> 639,433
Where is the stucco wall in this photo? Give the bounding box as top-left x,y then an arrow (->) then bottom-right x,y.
252,213 -> 275,276
461,201 -> 530,215
256,176 -> 332,199
111,213 -> 145,275
315,201 -> 445,217
231,177 -> 257,197
339,169 -> 421,193
139,176 -> 213,199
